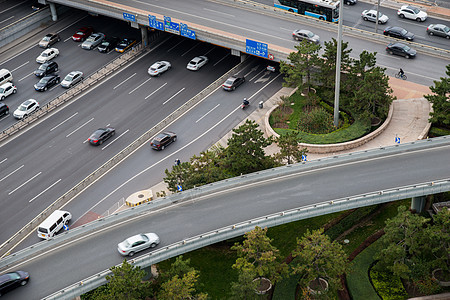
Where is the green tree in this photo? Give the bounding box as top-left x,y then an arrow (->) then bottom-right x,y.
229,268 -> 259,300
292,228 -> 348,294
159,255 -> 195,284
224,120 -> 275,176
422,207 -> 450,272
158,270 -> 207,300
275,131 -> 308,165
425,64 -> 450,127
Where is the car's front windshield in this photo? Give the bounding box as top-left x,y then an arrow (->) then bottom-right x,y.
18,105 -> 27,111
64,74 -> 74,81
43,36 -> 51,41
39,78 -> 48,84
0,88 -> 4,93
38,64 -> 47,70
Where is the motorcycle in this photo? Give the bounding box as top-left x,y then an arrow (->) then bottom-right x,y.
241,100 -> 249,109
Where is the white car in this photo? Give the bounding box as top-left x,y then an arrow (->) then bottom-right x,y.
81,33 -> 105,50
361,10 -> 389,24
13,99 -> 39,119
117,233 -> 160,256
36,48 -> 59,64
187,56 -> 208,71
397,5 -> 427,22
148,61 -> 171,76
0,82 -> 17,100
61,71 -> 84,88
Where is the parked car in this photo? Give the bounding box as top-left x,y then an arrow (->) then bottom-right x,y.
386,42 -> 417,59
222,75 -> 245,91
34,61 -> 58,77
39,33 -> 60,48
187,56 -> 208,71
61,71 -> 83,88
426,24 -> 450,39
397,5 -> 427,22
81,32 -> 106,50
36,48 -> 59,63
34,75 -> 60,92
0,102 -> 9,117
0,271 -> 29,296
148,61 -> 171,76
383,26 -> 415,41
292,29 -> 320,44
72,26 -> 94,42
361,10 -> 389,24
150,131 -> 177,150
117,233 -> 160,256
115,38 -> 137,53
88,127 -> 115,145
98,36 -> 120,53
13,99 -> 39,119
0,82 -> 17,100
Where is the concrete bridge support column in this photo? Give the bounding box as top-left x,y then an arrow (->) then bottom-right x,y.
140,25 -> 148,47
49,2 -> 58,21
411,196 -> 426,213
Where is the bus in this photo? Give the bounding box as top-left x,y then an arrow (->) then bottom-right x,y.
274,0 -> 339,22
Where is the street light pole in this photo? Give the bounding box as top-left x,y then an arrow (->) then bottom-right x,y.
375,0 -> 381,33
333,0 -> 344,127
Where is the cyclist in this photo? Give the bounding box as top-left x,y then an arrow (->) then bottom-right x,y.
399,68 -> 404,78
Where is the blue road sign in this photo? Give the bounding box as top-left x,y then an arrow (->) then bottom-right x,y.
148,15 -> 164,31
180,23 -> 196,40
164,16 -> 180,34
177,185 -> 183,192
123,12 -> 136,22
63,225 -> 69,231
302,155 -> 307,162
246,39 -> 268,58
395,137 -> 400,144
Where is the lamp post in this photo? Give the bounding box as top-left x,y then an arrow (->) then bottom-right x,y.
333,0 -> 344,127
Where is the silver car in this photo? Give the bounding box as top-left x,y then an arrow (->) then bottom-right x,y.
361,10 -> 389,24
292,29 -> 320,44
117,233 -> 160,256
81,33 -> 105,50
61,71 -> 84,88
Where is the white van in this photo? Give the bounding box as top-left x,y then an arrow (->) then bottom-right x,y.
0,69 -> 13,86
37,210 -> 72,240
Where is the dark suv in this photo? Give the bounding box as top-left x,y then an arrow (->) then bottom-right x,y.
150,132 -> 177,150
0,271 -> 29,296
34,61 -> 58,77
0,102 -> 9,117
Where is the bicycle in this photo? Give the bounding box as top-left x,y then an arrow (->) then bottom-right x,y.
395,72 -> 407,80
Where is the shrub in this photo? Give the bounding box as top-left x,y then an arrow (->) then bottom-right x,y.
297,107 -> 335,134
370,264 -> 408,300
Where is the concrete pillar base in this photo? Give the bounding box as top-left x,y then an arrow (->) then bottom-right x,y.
140,25 -> 148,47
49,3 -> 57,21
411,196 -> 426,213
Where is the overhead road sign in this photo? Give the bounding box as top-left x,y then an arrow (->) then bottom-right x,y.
164,16 -> 180,35
180,23 -> 196,40
123,12 -> 136,22
246,39 -> 268,58
149,15 -> 164,31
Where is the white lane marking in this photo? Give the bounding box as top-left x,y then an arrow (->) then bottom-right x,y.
1,0 -> 27,13
66,117 -> 94,137
29,179 -> 61,203
168,40 -> 185,52
196,103 -> 220,123
113,73 -> 136,89
145,83 -> 167,99
0,164 -> 24,183
102,129 -> 129,150
213,53 -> 230,66
64,36 -> 73,42
163,88 -> 185,105
250,68 -> 267,82
50,112 -> 78,131
0,16 -> 14,25
11,61 -> 29,72
0,158 -> 6,164
280,27 -> 292,31
182,43 -> 199,56
378,63 -> 436,80
129,78 -> 151,94
49,83 -> 60,92
8,172 -> 41,195
204,46 -> 216,56
19,73 -> 33,82
203,8 -> 234,17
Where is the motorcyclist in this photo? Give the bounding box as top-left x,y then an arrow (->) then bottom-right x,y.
243,98 -> 249,106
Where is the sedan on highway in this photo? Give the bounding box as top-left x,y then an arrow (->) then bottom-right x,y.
426,24 -> 450,39
383,26 -> 414,41
33,61 -> 58,77
115,38 -> 136,53
0,271 -> 30,297
88,127 -> 115,145
61,71 -> 83,88
292,29 -> 320,44
187,56 -> 208,71
34,74 -> 60,92
0,103 -> 9,117
397,5 -> 427,22
38,33 -> 60,48
222,75 -> 245,91
72,26 -> 93,42
150,131 -> 177,150
81,32 -> 106,50
13,99 -> 39,119
98,36 -> 119,53
386,42 -> 417,59
361,10 -> 389,24
36,48 -> 59,63
0,82 -> 17,100
148,61 -> 171,76
117,233 -> 160,256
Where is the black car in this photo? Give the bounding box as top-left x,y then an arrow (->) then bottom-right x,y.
0,271 -> 29,297
386,43 -> 417,59
0,102 -> 9,117
34,74 -> 60,91
88,127 -> 115,145
222,75 -> 245,91
150,131 -> 177,150
383,26 -> 415,41
34,61 -> 58,77
343,0 -> 357,5
98,36 -> 120,53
